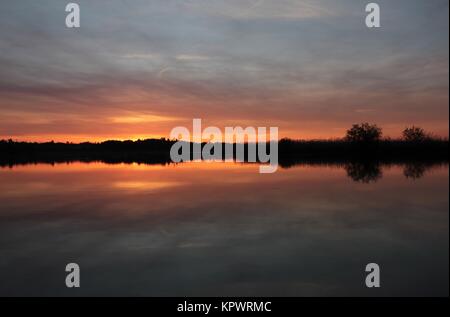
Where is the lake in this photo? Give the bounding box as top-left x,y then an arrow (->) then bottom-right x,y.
0,162 -> 448,296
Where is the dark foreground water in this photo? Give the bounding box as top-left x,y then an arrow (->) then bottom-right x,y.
0,162 -> 448,296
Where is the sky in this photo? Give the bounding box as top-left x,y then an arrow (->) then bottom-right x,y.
0,0 -> 448,142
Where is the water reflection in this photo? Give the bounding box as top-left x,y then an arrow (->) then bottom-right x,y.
343,161 -> 383,183
0,162 -> 448,296
403,162 -> 427,180
0,159 -> 445,183
279,160 -> 444,183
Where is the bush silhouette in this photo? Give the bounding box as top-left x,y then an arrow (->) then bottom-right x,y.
345,123 -> 382,143
403,126 -> 427,142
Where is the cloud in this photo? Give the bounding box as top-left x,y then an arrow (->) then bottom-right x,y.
0,0 -> 448,141
110,114 -> 181,123
175,54 -> 211,61
183,0 -> 337,20
122,53 -> 159,60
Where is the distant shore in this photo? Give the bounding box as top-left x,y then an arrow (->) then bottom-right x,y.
1,138 -> 448,168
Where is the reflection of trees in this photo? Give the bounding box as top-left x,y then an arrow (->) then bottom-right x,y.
344,161 -> 382,183
403,163 -> 426,180
344,161 -> 433,183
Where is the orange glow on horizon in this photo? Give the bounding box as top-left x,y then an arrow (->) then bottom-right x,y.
1,122 -> 448,143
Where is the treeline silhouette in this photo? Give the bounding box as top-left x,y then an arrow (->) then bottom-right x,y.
277,123 -> 448,168
1,138 -> 447,164
0,138 -> 174,167
1,124 -> 448,176
276,138 -> 448,167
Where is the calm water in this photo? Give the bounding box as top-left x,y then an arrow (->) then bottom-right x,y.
0,162 -> 448,296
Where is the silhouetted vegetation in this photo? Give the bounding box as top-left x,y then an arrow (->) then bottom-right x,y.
402,126 -> 428,142
0,138 -> 175,167
345,122 -> 382,143
1,123 -> 448,183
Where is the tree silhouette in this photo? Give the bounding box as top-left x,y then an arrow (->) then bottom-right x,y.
402,126 -> 427,142
345,123 -> 382,143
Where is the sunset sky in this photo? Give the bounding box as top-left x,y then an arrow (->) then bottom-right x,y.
0,0 -> 448,142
